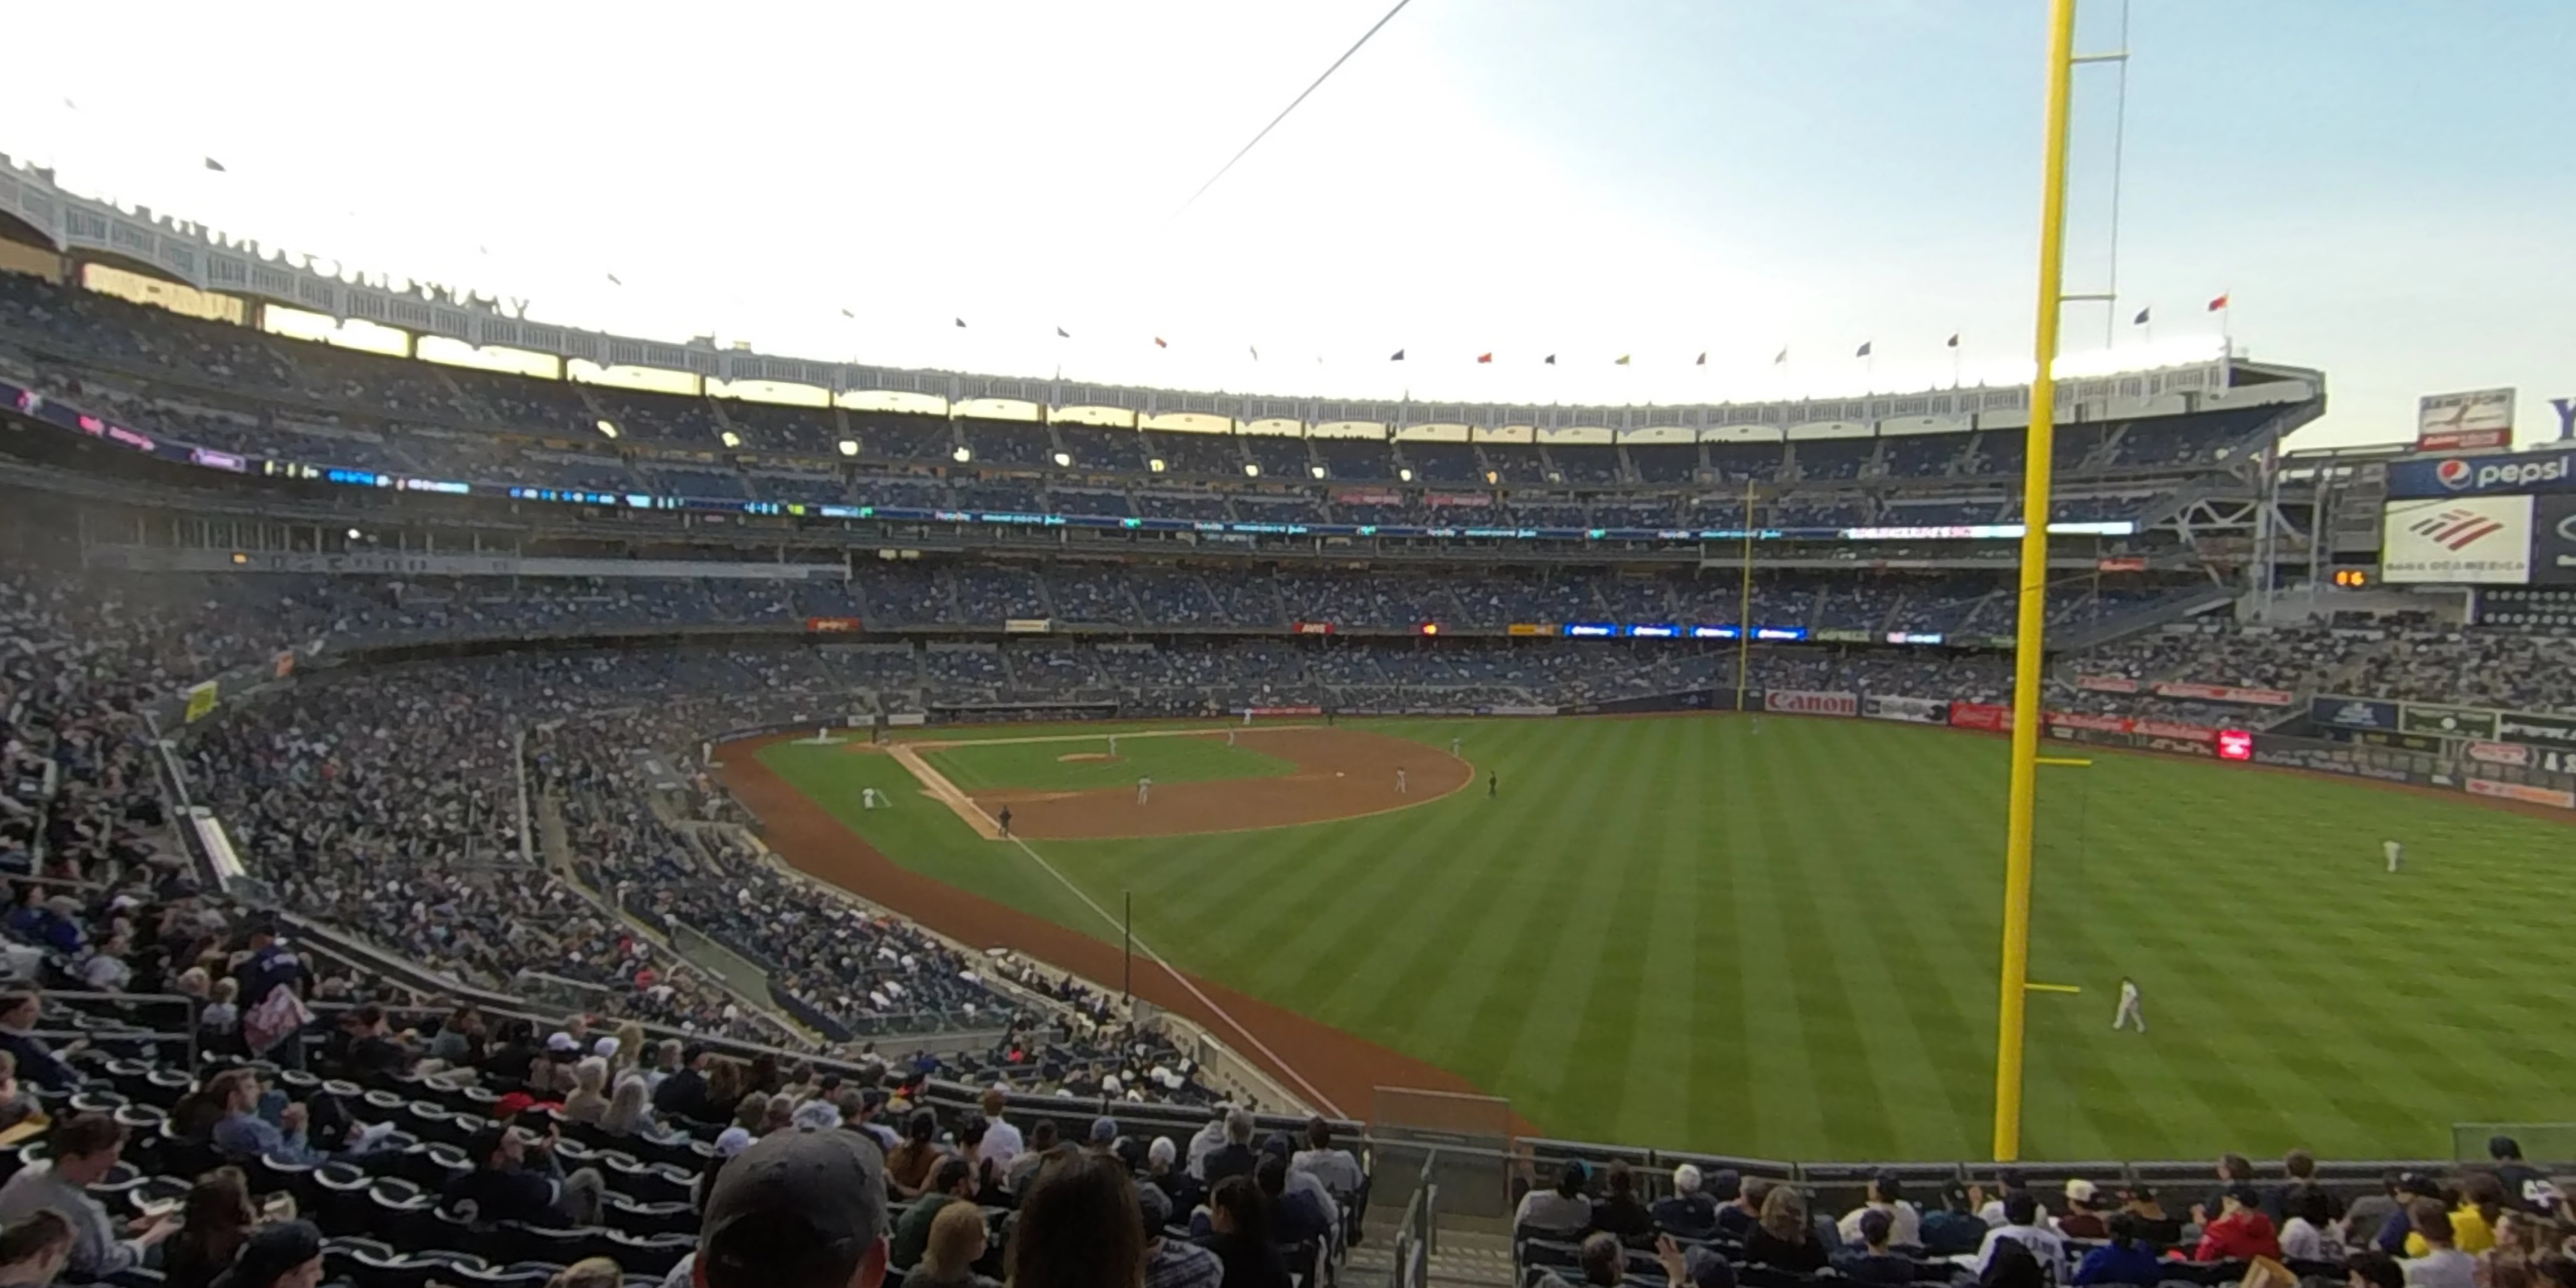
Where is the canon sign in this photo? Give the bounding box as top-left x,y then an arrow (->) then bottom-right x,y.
1764,689 -> 1859,717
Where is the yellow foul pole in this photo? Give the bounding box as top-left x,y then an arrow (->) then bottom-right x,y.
1993,0 -> 2083,1163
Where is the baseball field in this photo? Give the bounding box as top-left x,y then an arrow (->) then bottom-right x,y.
716,713 -> 2576,1163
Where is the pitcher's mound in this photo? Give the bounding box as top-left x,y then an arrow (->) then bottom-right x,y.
1058,753 -> 1120,763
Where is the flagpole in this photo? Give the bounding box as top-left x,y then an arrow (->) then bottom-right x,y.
1993,0 -> 2081,1165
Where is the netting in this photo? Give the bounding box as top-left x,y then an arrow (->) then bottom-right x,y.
1372,1086 -> 1514,1219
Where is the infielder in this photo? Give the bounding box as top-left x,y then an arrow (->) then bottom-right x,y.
1135,776 -> 1151,805
1108,734 -> 1119,756
1396,767 -> 1408,794
2384,838 -> 2403,873
1450,736 -> 1461,757
2112,977 -> 2145,1032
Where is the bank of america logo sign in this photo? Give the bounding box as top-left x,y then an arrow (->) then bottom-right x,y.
2409,507 -> 2507,551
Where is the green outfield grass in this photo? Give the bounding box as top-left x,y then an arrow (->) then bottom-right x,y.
754,715 -> 2576,1162
920,731 -> 1296,794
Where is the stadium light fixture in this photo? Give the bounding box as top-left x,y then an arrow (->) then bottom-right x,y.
1309,465 -> 1327,480
720,431 -> 742,449
1148,459 -> 1167,473
1484,470 -> 1500,485
1243,464 -> 1261,478
344,527 -> 362,540
1052,452 -> 1072,468
1399,468 -> 1414,482
952,446 -> 972,463
595,419 -> 619,439
836,439 -> 859,457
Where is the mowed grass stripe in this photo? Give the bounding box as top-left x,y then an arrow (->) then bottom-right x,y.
757,715 -> 2576,1160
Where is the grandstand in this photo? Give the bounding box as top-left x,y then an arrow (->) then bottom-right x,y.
2,141 -> 2574,1288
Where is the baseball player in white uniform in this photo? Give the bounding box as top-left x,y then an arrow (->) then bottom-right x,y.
2384,839 -> 2403,873
2112,977 -> 2145,1032
1135,776 -> 1151,805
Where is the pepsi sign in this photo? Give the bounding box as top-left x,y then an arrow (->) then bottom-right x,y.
2390,448 -> 2576,497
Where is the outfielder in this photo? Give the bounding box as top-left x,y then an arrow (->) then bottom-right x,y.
1108,734 -> 1119,756
860,787 -> 882,810
2112,977 -> 2145,1032
2384,838 -> 2403,873
1135,776 -> 1151,805
1450,736 -> 1461,757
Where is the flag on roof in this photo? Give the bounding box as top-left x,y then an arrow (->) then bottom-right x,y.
1855,341 -> 1873,358
2133,307 -> 2151,325
1056,326 -> 1070,338
1695,352 -> 1707,365
840,309 -> 855,320
1477,352 -> 1493,364
1614,354 -> 1631,366
203,157 -> 227,172
1945,333 -> 1959,348
1773,348 -> 1787,365
954,318 -> 967,328
1389,349 -> 1405,361
1154,336 -> 1167,348
2207,294 -> 2229,312
1543,354 -> 1556,365
606,274 -> 622,286
1249,346 -> 1260,360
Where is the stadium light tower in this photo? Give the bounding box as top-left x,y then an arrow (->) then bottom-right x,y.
1992,0 -> 2083,1163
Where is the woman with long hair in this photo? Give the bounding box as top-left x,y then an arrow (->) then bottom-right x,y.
599,1076 -> 650,1137
562,1058 -> 611,1125
1197,1174 -> 1289,1288
901,1201 -> 998,1288
887,1110 -> 944,1198
1007,1151 -> 1144,1288
1745,1185 -> 1829,1272
161,1167 -> 257,1288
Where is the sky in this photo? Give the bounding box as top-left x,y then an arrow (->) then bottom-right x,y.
0,0 -> 2568,448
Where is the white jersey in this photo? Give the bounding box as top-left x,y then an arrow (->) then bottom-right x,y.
2384,840 -> 2403,871
2118,981 -> 2138,1008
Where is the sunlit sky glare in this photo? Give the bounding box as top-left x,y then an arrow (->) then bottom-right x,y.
2,1 -> 2569,446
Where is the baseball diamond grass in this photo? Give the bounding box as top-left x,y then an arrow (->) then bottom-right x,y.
752,714 -> 2576,1162
920,733 -> 1298,794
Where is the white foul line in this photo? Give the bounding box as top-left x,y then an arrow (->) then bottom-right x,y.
994,829 -> 1346,1119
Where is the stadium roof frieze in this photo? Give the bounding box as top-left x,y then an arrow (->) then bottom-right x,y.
3,155 -> 2283,435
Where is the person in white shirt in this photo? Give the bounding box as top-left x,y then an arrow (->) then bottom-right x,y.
1976,1173 -> 2048,1228
1185,1103 -> 1233,1178
2279,1187 -> 2346,1262
2400,1203 -> 2474,1288
974,1086 -> 1023,1168
1290,1117 -> 1364,1196
1974,1193 -> 2067,1280
1838,1172 -> 1923,1249
2384,839 -> 2404,873
2112,978 -> 2145,1033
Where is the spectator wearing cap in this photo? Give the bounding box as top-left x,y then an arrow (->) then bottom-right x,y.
1832,1209 -> 1918,1286
1652,1165 -> 1720,1240
0,1207 -> 76,1288
891,1158 -> 976,1271
1973,1192 -> 2067,1280
2487,1138 -> 2562,1216
1292,1118 -> 1362,1196
1921,1184 -> 1987,1257
896,1202 -> 995,1288
2074,1214 -> 2164,1286
1199,1108 -> 1258,1188
0,1114 -> 177,1281
2055,1180 -> 2108,1240
1517,1162 -> 1593,1237
2376,1176 -> 2451,1254
1839,1172 -> 1923,1249
1589,1160 -> 1653,1239
1013,1151 -> 1147,1288
444,1123 -> 605,1228
973,1088 -> 1021,1170
1087,1118 -> 1119,1155
1137,1182 -> 1220,1288
1197,1175 -> 1290,1288
2194,1186 -> 2283,1262
2196,1154 -> 2256,1235
691,1126 -> 891,1288
2402,1202 -> 2475,1288
209,1221 -> 323,1288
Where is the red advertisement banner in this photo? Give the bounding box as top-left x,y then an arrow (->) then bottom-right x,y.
805,617 -> 862,633
1949,702 -> 2011,732
1290,621 -> 1336,635
2468,777 -> 2576,808
2468,741 -> 2532,766
2050,712 -> 2132,733
2076,675 -> 2140,694
2134,719 -> 2218,742
2153,680 -> 2295,707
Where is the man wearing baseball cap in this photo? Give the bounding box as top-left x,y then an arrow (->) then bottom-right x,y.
696,1126 -> 890,1288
